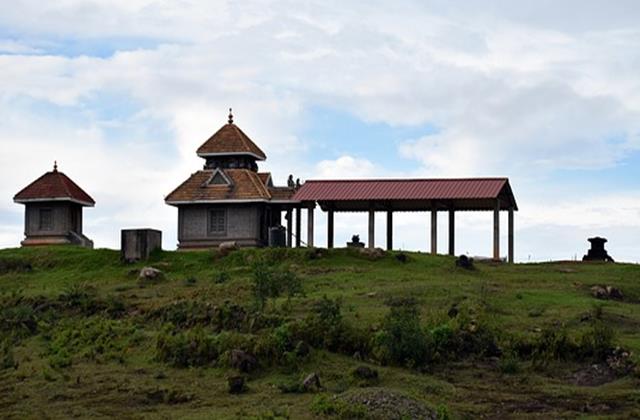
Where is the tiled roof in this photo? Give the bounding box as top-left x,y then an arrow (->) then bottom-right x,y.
14,168 -> 95,206
165,169 -> 272,204
196,123 -> 267,160
257,172 -> 272,186
268,187 -> 297,201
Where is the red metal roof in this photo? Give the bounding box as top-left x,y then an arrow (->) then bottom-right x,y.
292,178 -> 517,210
14,167 -> 95,206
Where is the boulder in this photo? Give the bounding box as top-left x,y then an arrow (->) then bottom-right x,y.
229,349 -> 257,373
139,267 -> 163,281
358,248 -> 385,260
352,366 -> 379,381
219,241 -> 239,256
605,286 -> 624,300
591,285 -> 624,301
228,376 -> 246,394
302,372 -> 321,392
455,255 -> 474,270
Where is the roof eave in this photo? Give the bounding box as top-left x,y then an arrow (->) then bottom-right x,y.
13,197 -> 95,207
196,151 -> 266,161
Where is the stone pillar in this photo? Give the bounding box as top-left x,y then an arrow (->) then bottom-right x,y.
493,200 -> 500,260
368,209 -> 375,249
286,209 -> 293,248
431,206 -> 437,255
307,207 -> 314,248
386,211 -> 393,251
448,209 -> 455,256
327,209 -> 334,249
508,207 -> 514,263
295,207 -> 301,247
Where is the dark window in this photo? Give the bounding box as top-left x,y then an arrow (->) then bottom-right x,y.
209,209 -> 226,234
39,209 -> 53,231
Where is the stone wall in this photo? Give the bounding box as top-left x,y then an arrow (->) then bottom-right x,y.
25,202 -> 72,237
177,204 -> 262,248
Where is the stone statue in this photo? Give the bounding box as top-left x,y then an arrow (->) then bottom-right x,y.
287,174 -> 295,188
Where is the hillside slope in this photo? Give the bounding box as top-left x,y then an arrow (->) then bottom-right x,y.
0,246 -> 639,419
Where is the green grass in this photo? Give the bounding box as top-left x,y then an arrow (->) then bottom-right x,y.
0,246 -> 639,418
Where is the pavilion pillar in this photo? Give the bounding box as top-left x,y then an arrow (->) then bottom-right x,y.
448,209 -> 455,256
327,209 -> 334,249
493,200 -> 500,261
307,206 -> 315,248
508,206 -> 514,263
430,206 -> 437,255
295,207 -> 301,247
386,211 -> 393,251
286,209 -> 293,248
368,209 -> 375,249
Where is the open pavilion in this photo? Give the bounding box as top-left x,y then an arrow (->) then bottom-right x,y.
289,178 -> 518,263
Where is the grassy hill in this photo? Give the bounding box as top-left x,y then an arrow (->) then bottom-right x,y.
0,246 -> 639,419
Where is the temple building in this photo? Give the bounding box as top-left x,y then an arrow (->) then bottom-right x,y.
13,163 -> 95,248
166,109 -> 518,261
165,110 -> 298,249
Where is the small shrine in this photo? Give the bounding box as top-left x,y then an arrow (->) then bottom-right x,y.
13,162 -> 95,248
582,237 -> 614,262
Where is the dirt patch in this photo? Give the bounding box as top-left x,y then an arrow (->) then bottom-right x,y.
569,364 -> 618,386
340,387 -> 436,420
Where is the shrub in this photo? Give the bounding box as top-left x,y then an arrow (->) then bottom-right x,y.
0,257 -> 33,274
530,326 -> 578,366
47,318 -> 141,367
310,395 -> 367,419
0,304 -> 38,338
155,327 -> 253,368
374,304 -> 430,368
251,264 -> 303,310
1,338 -> 17,370
58,283 -> 103,315
148,300 -> 265,332
213,270 -> 230,284
301,296 -> 370,355
155,325 -> 219,367
498,352 -> 520,374
579,321 -> 615,361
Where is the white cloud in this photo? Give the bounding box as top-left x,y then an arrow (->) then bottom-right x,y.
0,1 -> 640,260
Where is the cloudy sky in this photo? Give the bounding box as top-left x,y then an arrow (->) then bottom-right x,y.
1,0 -> 639,262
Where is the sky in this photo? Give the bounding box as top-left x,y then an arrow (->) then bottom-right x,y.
1,0 -> 639,262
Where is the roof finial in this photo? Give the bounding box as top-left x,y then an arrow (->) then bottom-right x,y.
53,160 -> 58,172
228,107 -> 233,124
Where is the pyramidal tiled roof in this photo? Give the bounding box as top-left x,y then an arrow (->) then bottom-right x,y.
165,169 -> 271,204
196,112 -> 267,160
14,164 -> 95,207
165,169 -> 297,204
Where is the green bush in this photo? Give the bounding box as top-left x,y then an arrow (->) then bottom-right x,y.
310,395 -> 367,419
252,264 -> 303,310
0,256 -> 32,274
374,304 -> 430,368
301,296 -> 370,355
0,304 -> 38,338
213,270 -> 230,284
498,352 -> 520,374
148,300 -> 277,333
580,321 -> 615,361
155,325 -> 219,367
155,327 -> 254,368
1,338 -> 17,370
47,318 -> 140,367
58,283 -> 103,315
530,326 -> 577,366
